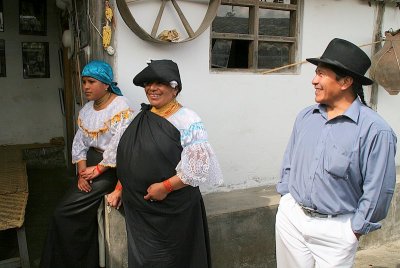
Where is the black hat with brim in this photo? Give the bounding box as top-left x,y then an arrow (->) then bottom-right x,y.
133,59 -> 182,91
306,38 -> 374,85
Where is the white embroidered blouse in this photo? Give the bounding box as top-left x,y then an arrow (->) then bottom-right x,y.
72,96 -> 134,167
168,107 -> 224,187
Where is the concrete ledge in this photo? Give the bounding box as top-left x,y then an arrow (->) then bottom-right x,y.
104,205 -> 128,268
105,179 -> 399,267
203,178 -> 400,267
357,177 -> 400,249
204,186 -> 279,267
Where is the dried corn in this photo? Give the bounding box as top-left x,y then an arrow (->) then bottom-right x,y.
105,6 -> 113,22
103,25 -> 112,49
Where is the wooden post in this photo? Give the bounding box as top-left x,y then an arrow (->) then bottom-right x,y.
16,225 -> 30,268
369,1 -> 385,111
63,48 -> 75,174
89,0 -> 104,60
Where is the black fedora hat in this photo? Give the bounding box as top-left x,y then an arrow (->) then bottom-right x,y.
133,59 -> 182,91
307,38 -> 373,85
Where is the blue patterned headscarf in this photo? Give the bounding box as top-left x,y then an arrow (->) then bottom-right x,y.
81,60 -> 123,96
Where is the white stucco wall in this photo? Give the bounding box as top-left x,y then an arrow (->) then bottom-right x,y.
0,0 -> 64,145
114,0 -> 400,191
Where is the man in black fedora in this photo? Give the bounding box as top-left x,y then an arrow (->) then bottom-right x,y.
275,38 -> 397,267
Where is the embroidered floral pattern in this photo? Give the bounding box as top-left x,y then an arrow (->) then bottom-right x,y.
78,109 -> 132,139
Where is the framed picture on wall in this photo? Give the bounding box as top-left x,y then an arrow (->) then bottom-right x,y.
22,42 -> 50,78
0,39 -> 6,77
0,0 -> 4,32
19,0 -> 47,35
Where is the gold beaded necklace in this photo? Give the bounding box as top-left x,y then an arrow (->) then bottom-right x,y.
151,99 -> 181,118
93,91 -> 112,110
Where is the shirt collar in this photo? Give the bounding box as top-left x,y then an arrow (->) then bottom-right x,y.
313,98 -> 361,123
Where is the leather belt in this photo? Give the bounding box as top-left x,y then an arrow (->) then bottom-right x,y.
92,147 -> 104,154
300,206 -> 337,218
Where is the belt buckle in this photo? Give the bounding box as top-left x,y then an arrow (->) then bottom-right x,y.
301,206 -> 332,218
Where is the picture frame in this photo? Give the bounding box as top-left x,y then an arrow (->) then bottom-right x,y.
0,39 -> 6,77
0,0 -> 4,32
19,0 -> 47,36
22,42 -> 50,79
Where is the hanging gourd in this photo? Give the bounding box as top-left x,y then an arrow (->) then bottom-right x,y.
370,29 -> 400,95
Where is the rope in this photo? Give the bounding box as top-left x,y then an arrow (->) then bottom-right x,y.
262,39 -> 385,74
88,0 -> 103,38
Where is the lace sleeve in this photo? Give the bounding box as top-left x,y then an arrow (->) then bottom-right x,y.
71,128 -> 89,164
100,109 -> 134,167
176,121 -> 223,187
176,143 -> 223,187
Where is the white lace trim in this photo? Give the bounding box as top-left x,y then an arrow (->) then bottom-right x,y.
176,142 -> 224,187
167,107 -> 224,187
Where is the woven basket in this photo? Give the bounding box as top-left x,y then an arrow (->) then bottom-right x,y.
0,146 -> 29,230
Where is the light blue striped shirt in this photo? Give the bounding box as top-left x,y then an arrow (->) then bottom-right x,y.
277,98 -> 397,234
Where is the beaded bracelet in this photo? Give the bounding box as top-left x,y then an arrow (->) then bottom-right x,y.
115,182 -> 123,191
163,179 -> 174,192
96,165 -> 103,174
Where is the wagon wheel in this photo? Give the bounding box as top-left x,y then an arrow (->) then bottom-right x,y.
116,0 -> 220,43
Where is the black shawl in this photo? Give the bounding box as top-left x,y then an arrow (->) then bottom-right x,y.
117,104 -> 201,214
116,104 -> 211,268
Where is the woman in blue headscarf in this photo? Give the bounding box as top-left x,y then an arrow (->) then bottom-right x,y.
40,60 -> 134,268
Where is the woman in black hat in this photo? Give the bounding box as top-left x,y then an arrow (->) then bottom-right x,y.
116,59 -> 223,268
275,38 -> 397,267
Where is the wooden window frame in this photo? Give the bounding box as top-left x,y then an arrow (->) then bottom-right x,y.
210,0 -> 302,73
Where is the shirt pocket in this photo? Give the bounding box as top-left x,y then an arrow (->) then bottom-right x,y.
324,143 -> 350,179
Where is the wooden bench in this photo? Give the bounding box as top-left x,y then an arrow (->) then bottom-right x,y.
0,146 -> 30,268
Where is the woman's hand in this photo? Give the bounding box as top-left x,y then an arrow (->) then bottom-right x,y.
77,176 -> 92,192
144,182 -> 169,202
79,165 -> 102,181
144,176 -> 188,202
107,189 -> 122,209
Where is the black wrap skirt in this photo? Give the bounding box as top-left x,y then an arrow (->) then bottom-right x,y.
40,148 -> 117,268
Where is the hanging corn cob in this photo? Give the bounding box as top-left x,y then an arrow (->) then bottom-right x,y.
103,0 -> 113,52
102,25 -> 112,49
105,1 -> 113,22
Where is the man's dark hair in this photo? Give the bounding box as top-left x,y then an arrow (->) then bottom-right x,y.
321,63 -> 370,107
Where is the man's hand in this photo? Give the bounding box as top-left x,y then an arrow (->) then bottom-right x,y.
354,232 -> 362,241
